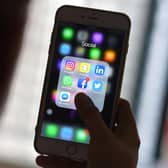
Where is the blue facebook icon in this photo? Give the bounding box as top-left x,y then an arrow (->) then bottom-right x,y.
77,78 -> 89,89
95,65 -> 105,75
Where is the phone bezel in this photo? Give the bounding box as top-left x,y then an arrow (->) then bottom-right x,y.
34,5 -> 131,161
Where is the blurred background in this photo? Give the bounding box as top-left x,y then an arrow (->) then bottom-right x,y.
0,0 -> 168,167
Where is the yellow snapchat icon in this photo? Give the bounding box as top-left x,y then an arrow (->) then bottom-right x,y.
79,62 -> 90,73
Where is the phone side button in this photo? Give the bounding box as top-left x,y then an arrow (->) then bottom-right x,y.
66,144 -> 77,155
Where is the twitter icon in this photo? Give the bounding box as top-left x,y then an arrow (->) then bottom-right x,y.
92,80 -> 103,92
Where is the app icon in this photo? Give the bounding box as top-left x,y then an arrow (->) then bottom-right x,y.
75,46 -> 85,57
65,60 -> 75,71
62,27 -> 74,40
77,77 -> 90,89
59,91 -> 70,102
62,75 -> 73,87
44,123 -> 59,138
69,110 -> 76,118
89,48 -> 101,60
79,62 -> 90,73
46,109 -> 53,115
77,30 -> 89,42
59,43 -> 71,55
92,80 -> 103,92
60,126 -> 74,141
56,59 -> 62,70
92,32 -> 104,44
51,90 -> 57,101
103,50 -> 116,62
95,65 -> 105,75
108,36 -> 118,47
75,129 -> 89,143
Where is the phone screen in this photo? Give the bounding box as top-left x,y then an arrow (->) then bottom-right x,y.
40,21 -> 125,144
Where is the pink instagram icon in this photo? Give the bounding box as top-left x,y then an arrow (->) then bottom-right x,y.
65,60 -> 76,71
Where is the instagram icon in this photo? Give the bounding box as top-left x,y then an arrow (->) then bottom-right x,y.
65,60 -> 76,71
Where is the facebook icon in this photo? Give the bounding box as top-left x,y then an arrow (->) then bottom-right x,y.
95,65 -> 105,75
77,77 -> 89,89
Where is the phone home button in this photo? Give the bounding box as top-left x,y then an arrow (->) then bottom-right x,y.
66,144 -> 77,155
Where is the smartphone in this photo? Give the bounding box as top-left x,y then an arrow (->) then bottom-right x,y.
34,5 -> 130,161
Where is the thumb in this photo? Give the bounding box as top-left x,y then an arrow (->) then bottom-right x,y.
75,93 -> 109,140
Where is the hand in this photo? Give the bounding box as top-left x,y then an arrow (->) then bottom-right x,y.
36,93 -> 140,168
